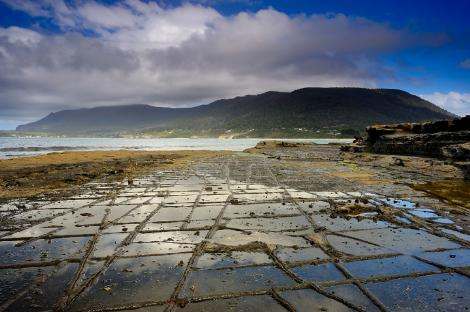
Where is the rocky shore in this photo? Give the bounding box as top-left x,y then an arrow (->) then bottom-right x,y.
0,150 -> 229,200
342,115 -> 470,179
0,137 -> 469,311
365,115 -> 470,157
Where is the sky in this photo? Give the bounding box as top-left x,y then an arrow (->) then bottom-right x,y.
0,0 -> 469,129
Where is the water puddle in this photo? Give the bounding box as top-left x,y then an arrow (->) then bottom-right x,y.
71,254 -> 190,310
297,200 -> 331,214
324,284 -> 380,312
394,216 -> 412,224
123,242 -> 195,256
92,233 -> 128,258
125,197 -> 151,205
379,198 -> 416,209
413,181 -> 470,208
199,194 -> 229,204
224,203 -> 298,218
279,289 -> 352,311
142,222 -> 184,232
193,251 -> 272,269
3,225 -> 58,240
149,207 -> 192,222
326,234 -> 392,256
181,265 -> 295,297
0,266 -> 55,306
342,255 -> 437,278
13,209 -> 71,222
190,205 -> 223,220
185,219 -> 215,229
313,214 -> 390,231
313,192 -> 348,198
209,229 -> 309,248
231,193 -> 284,203
225,215 -> 311,232
116,204 -> 158,223
408,209 -> 440,219
5,263 -> 78,311
418,249 -> 470,268
175,295 -> 286,311
53,225 -> 99,236
291,262 -> 345,282
135,231 -> 208,244
343,228 -> 461,254
0,237 -> 89,264
102,224 -> 138,234
275,246 -> 329,263
440,228 -> 470,241
105,204 -> 139,223
366,273 -> 470,311
164,194 -> 199,204
431,218 -> 454,224
288,191 -> 318,199
40,199 -> 95,209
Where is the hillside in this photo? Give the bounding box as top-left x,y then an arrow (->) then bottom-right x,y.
16,88 -> 455,137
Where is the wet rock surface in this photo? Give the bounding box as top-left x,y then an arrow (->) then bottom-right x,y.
0,145 -> 469,311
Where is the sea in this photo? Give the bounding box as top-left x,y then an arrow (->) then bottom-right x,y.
0,137 -> 353,159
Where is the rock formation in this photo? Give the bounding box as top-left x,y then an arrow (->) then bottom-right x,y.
351,115 -> 470,159
341,116 -> 470,178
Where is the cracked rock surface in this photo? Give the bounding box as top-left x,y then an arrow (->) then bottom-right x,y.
0,145 -> 469,311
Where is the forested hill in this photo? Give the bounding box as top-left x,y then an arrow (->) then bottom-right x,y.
17,88 -> 454,137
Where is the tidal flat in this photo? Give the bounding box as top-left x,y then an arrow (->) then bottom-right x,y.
0,142 -> 468,311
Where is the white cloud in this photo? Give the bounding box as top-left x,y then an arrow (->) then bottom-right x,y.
77,1 -> 137,29
421,92 -> 470,117
0,26 -> 42,45
0,0 -> 448,125
0,0 -> 50,16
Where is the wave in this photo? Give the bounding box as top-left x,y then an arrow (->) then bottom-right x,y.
0,146 -> 90,152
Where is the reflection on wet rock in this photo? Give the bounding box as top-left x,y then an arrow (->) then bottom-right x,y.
0,151 -> 469,311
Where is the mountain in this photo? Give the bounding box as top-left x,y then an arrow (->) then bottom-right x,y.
16,88 -> 455,137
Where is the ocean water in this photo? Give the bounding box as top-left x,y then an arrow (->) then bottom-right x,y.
0,137 -> 353,159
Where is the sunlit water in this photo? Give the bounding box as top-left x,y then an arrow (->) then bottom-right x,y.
0,137 -> 353,159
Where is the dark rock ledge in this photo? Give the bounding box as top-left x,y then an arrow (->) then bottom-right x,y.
342,115 -> 470,178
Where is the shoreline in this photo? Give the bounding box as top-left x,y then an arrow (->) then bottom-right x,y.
1,143 -> 468,208
0,149 -> 231,200
0,137 -> 354,159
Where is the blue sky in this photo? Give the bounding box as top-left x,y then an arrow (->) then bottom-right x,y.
0,0 -> 469,129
